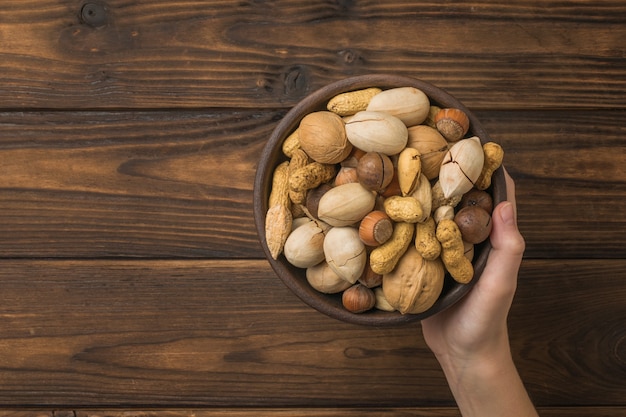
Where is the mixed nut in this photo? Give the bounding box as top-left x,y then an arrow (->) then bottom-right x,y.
265,86 -> 503,315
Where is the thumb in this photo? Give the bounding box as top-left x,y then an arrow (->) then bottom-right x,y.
476,201 -> 526,306
489,201 -> 525,264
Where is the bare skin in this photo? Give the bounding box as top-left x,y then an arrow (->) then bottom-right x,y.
422,170 -> 539,417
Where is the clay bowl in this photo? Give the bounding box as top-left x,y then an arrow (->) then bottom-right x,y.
253,74 -> 506,326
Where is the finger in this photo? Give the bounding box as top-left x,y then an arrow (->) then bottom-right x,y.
497,167 -> 524,262
476,201 -> 526,313
502,166 -> 517,212
489,201 -> 525,263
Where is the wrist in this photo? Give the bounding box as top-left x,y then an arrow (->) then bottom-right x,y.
437,344 -> 516,398
433,326 -> 512,375
436,346 -> 538,417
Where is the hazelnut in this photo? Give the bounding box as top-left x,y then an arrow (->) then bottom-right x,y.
334,166 -> 359,186
454,206 -> 493,244
435,108 -> 470,142
459,188 -> 494,214
358,210 -> 393,247
356,152 -> 394,191
342,284 -> 376,313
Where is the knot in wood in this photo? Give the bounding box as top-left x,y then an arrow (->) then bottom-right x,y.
81,2 -> 108,28
339,49 -> 362,65
282,65 -> 310,97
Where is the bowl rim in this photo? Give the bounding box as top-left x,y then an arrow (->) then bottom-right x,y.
254,74 -> 506,326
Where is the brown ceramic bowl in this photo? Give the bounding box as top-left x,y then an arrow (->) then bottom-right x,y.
254,74 -> 506,326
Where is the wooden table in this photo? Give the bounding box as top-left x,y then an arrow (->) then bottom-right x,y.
1,1 -> 624,415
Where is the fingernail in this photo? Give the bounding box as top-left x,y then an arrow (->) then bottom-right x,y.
499,201 -> 516,226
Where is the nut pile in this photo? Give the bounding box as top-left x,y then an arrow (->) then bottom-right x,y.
265,86 -> 503,315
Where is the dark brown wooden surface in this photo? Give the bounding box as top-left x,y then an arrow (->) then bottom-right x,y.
3,409 -> 626,417
0,0 -> 624,415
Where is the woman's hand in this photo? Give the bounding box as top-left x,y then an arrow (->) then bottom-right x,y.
421,170 -> 538,417
422,169 -> 525,364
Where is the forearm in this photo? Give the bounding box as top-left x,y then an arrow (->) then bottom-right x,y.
437,347 -> 539,417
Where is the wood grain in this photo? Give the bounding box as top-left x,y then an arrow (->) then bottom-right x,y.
1,110 -> 624,258
0,0 -> 624,414
0,259 -> 623,407
0,1 -> 623,109
2,408 -> 626,417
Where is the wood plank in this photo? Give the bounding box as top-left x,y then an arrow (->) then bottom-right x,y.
1,110 -> 624,258
0,1 -> 623,109
0,259 -> 623,407
478,109 -> 626,259
0,110 -> 269,258
1,407 -> 625,417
